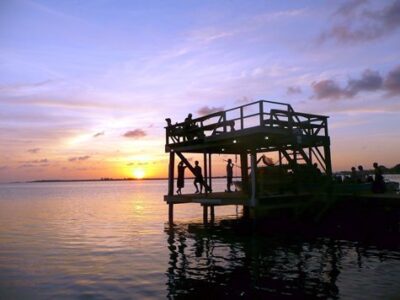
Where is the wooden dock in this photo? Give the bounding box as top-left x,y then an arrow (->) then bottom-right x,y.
164,100 -> 334,224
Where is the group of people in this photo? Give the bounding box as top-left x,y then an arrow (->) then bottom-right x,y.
176,159 -> 234,195
347,162 -> 385,193
166,114 -> 204,142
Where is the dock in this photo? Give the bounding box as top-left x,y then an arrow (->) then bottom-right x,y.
164,100 -> 334,224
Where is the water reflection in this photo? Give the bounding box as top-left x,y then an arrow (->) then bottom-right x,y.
165,223 -> 400,299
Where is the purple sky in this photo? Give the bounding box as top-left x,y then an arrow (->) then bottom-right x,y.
0,0 -> 400,181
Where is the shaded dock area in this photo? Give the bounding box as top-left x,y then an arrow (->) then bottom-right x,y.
164,99 -> 399,228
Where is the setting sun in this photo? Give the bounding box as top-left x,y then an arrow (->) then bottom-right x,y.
133,168 -> 145,179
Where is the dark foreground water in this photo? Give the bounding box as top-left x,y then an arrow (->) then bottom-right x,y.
0,179 -> 399,299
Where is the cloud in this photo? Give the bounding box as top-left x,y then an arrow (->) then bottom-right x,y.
384,65 -> 400,96
123,129 -> 147,138
196,106 -> 224,116
235,96 -> 253,104
68,155 -> 90,162
18,164 -> 35,169
286,86 -> 302,95
27,148 -> 41,154
93,131 -> 105,138
346,69 -> 383,96
334,0 -> 367,17
0,80 -> 55,93
312,80 -> 347,100
25,159 -> 49,164
312,68 -> 387,100
0,166 -> 8,171
319,0 -> 400,44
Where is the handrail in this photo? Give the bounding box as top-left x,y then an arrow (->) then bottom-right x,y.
165,100 -> 328,145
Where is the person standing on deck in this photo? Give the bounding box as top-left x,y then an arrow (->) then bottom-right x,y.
193,160 -> 203,194
372,162 -> 385,193
176,161 -> 186,195
357,165 -> 366,183
226,159 -> 234,192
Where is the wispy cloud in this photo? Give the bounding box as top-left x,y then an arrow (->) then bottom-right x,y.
319,0 -> 400,44
93,131 -> 104,138
24,159 -> 49,163
68,155 -> 90,162
196,106 -> 224,116
27,148 -> 41,154
311,66 -> 400,100
123,129 -> 146,138
0,80 -> 55,93
384,65 -> 400,96
287,86 -> 302,95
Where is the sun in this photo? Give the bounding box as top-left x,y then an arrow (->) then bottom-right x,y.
133,168 -> 145,179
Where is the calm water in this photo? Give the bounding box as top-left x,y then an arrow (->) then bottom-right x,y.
0,178 -> 399,299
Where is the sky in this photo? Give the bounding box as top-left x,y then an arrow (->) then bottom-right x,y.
0,0 -> 399,182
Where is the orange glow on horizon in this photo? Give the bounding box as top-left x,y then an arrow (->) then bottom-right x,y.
133,168 -> 146,179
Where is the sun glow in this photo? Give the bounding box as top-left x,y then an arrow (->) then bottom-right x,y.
133,168 -> 145,179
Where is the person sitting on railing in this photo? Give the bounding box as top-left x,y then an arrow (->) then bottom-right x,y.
183,113 -> 205,141
183,113 -> 194,141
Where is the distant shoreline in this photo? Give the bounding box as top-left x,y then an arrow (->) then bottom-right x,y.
5,176 -> 232,184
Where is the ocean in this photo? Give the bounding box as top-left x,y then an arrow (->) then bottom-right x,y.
0,177 -> 399,299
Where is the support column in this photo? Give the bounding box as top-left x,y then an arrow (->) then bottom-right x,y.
168,203 -> 174,225
240,152 -> 248,193
204,152 -> 208,195
168,152 -> 175,196
210,206 -> 215,224
250,151 -> 257,207
208,153 -> 212,192
168,151 -> 175,225
324,145 -> 332,176
203,205 -> 208,225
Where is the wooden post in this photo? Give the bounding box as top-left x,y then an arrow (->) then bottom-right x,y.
210,205 -> 215,224
203,205 -> 208,224
168,151 -> 175,196
240,152 -> 248,193
250,151 -> 257,207
208,153 -> 212,192
204,152 -> 208,196
168,151 -> 175,225
168,203 -> 174,225
324,144 -> 332,176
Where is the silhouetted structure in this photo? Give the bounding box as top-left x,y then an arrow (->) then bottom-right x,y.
165,100 -> 332,223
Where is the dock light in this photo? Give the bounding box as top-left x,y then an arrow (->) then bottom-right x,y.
265,136 -> 269,140
233,139 -> 237,144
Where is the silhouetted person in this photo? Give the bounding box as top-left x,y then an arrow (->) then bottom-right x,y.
357,165 -> 365,183
226,159 -> 233,192
350,167 -> 357,182
193,160 -> 203,194
176,161 -> 186,195
372,162 -> 385,193
184,113 -> 194,141
313,163 -> 322,175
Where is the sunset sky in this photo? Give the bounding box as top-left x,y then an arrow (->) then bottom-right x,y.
1,0 -> 399,182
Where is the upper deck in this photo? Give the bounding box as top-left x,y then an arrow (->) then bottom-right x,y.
165,100 -> 329,154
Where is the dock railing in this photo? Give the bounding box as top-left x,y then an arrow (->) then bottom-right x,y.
166,100 -> 328,146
